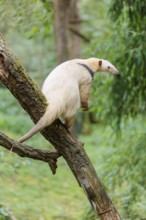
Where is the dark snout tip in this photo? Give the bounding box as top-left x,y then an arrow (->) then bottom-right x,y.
115,72 -> 121,78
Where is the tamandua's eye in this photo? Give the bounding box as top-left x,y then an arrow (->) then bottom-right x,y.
108,66 -> 110,69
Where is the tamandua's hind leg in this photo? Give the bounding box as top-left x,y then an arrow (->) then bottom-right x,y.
65,116 -> 75,128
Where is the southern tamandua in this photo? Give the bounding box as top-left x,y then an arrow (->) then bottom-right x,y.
18,58 -> 120,143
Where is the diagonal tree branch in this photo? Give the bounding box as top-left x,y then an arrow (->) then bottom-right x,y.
0,131 -> 60,174
0,33 -> 121,220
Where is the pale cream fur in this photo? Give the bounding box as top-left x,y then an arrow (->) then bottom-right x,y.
18,58 -> 119,143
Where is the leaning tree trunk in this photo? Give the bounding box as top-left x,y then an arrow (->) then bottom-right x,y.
0,34 -> 121,220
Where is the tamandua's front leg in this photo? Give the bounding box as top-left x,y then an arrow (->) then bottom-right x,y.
80,82 -> 91,111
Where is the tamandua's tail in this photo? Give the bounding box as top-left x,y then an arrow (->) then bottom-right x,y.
17,106 -> 59,143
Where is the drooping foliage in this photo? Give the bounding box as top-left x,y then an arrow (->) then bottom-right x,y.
81,1 -> 146,219
108,0 -> 146,125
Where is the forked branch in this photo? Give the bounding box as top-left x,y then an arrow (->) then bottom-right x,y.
0,131 -> 60,174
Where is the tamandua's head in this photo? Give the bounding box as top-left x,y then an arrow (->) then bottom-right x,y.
98,59 -> 120,77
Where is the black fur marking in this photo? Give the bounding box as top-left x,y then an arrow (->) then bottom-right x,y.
77,63 -> 94,79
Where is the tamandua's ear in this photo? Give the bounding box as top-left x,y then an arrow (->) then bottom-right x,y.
99,60 -> 102,66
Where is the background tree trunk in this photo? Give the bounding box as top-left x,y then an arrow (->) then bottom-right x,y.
53,0 -> 81,63
53,0 -> 82,136
68,0 -> 81,59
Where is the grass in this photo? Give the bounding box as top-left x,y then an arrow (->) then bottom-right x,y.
0,89 -> 146,220
0,154 -> 86,220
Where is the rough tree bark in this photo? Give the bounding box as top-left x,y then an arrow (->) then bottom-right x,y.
0,34 -> 121,220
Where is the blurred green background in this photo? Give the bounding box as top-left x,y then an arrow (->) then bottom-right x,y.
0,0 -> 146,219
